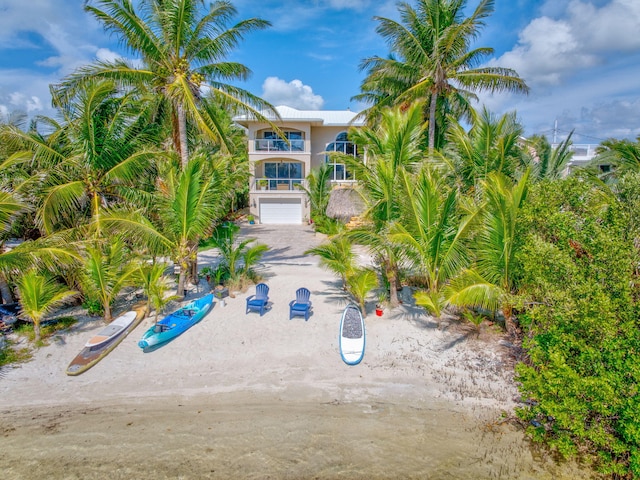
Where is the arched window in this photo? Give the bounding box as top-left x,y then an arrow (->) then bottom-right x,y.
325,132 -> 357,181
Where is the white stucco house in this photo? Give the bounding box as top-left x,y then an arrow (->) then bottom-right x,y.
234,106 -> 364,224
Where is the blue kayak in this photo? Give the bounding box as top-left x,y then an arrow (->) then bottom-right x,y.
138,294 -> 214,349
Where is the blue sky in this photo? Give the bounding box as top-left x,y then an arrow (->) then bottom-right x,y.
1,0 -> 639,144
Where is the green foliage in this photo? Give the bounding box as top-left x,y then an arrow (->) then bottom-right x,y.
17,269 -> 78,342
82,297 -> 104,317
514,176 -> 640,477
208,221 -> 267,286
305,236 -> 356,289
346,267 -> 379,316
303,163 -> 332,217
0,340 -> 32,367
310,214 -> 342,235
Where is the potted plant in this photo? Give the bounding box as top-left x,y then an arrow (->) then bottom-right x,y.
247,214 -> 255,225
200,266 -> 214,284
258,179 -> 268,190
375,290 -> 388,317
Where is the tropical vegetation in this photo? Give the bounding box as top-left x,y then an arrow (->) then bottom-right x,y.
1,0 -> 639,477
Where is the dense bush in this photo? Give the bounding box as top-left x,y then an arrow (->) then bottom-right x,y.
515,176 -> 640,477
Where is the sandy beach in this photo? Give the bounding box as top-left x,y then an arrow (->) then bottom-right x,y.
0,225 -> 591,479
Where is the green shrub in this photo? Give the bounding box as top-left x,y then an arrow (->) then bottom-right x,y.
515,177 -> 640,477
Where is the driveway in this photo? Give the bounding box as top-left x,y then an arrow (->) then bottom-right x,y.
198,223 -> 327,270
239,223 -> 326,265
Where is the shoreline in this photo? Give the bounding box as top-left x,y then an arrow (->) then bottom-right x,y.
0,225 -> 593,478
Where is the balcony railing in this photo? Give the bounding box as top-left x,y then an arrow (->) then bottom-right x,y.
254,139 -> 306,153
252,178 -> 307,192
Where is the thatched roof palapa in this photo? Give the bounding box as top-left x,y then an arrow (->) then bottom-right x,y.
325,187 -> 366,223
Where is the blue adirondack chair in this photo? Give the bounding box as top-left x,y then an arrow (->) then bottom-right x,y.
289,287 -> 312,320
246,283 -> 270,316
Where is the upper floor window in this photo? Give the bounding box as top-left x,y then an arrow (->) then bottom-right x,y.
325,131 -> 357,181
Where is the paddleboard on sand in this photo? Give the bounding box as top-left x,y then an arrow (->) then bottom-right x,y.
339,304 -> 365,365
66,307 -> 145,376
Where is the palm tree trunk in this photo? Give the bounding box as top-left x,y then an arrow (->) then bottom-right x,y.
177,261 -> 187,297
177,104 -> 189,169
386,265 -> 400,307
428,92 -> 438,155
34,320 -> 41,342
103,302 -> 112,322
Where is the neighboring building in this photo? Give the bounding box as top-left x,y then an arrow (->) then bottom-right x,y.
551,143 -> 611,175
235,106 -> 364,224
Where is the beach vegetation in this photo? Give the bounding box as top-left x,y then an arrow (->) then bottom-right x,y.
0,339 -> 32,368
135,261 -> 178,320
79,237 -> 139,321
345,101 -> 426,306
445,168 -> 530,335
305,236 -> 357,290
16,270 -> 78,342
514,174 -> 640,478
346,267 -> 379,316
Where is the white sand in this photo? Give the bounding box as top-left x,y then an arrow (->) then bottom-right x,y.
0,225 -> 591,479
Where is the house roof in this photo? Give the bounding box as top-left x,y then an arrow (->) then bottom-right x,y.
234,105 -> 365,127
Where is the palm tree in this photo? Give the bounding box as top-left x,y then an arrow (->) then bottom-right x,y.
345,102 -> 426,305
525,131 -> 575,181
442,107 -> 526,190
101,154 -> 233,296
80,237 -> 139,321
301,163 -> 333,220
592,136 -> 640,179
445,168 -> 530,334
16,270 -> 78,342
390,166 -> 478,316
55,0 -> 277,168
136,261 -> 178,321
354,0 -> 529,153
0,189 -> 28,303
346,268 -> 379,317
305,236 -> 357,290
3,80 -> 158,236
208,221 -> 268,284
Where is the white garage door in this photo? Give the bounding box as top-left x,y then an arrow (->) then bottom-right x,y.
259,198 -> 302,224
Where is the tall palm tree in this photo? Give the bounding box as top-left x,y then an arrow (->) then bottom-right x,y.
55,0 -> 276,168
354,0 -> 529,153
17,270 -> 78,342
3,80 -> 158,236
345,102 -> 426,305
446,168 -> 530,334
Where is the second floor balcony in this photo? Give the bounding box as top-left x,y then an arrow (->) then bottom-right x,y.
253,138 -> 308,153
252,178 -> 307,192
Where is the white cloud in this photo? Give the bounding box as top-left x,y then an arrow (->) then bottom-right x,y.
492,0 -> 640,89
261,77 -> 324,110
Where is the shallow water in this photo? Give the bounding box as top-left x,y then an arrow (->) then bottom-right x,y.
0,394 -> 592,479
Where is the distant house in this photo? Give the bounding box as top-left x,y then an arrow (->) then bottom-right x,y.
234,106 -> 364,224
550,143 -> 612,175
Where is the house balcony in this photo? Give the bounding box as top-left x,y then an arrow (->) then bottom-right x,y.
251,178 -> 307,193
250,139 -> 309,154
